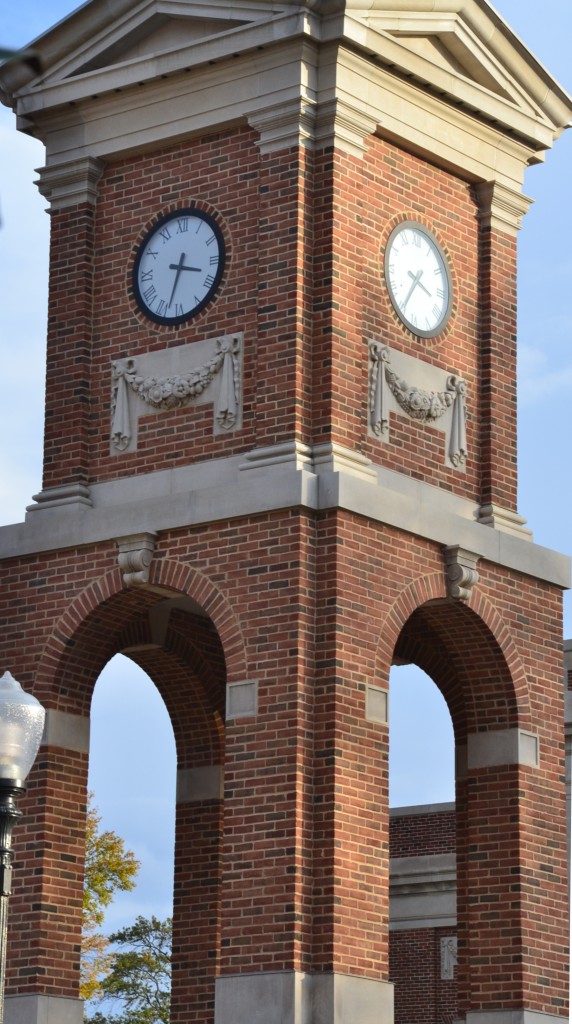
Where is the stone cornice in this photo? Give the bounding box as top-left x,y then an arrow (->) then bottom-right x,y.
0,445 -> 569,590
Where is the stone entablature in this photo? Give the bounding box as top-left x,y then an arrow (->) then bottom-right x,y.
3,1 -> 571,203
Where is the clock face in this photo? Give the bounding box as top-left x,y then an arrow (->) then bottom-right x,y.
384,222 -> 452,338
133,208 -> 225,326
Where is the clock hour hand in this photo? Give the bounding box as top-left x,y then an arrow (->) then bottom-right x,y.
401,269 -> 422,311
168,253 -> 202,307
412,270 -> 431,298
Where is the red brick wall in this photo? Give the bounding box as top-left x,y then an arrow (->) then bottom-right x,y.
2,506 -> 567,1017
2,126 -> 566,1022
390,927 -> 458,1024
313,140 -> 485,501
42,130 -> 516,509
390,808 -> 456,859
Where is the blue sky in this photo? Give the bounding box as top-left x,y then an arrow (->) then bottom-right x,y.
1,0 -> 571,932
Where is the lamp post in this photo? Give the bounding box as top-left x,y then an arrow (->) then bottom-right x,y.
0,672 -> 45,1024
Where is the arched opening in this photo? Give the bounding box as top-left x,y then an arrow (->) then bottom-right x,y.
389,662 -> 455,808
89,653 -> 177,930
388,597 -> 528,1024
16,574 -> 240,1024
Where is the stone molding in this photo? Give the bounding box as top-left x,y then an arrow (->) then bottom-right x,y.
443,545 -> 480,602
7,447 -> 570,590
389,853 -> 456,931
461,1012 -> 568,1024
27,483 -> 93,516
314,96 -> 378,158
248,96 -> 317,154
6,6 -> 571,190
111,334 -> 242,454
239,440 -> 314,473
456,728 -> 540,775
35,157 -> 104,210
41,709 -> 90,754
475,180 -> 534,236
214,971 -> 394,1024
311,441 -> 378,480
477,502 -> 533,540
116,532 -> 157,587
369,342 -> 468,470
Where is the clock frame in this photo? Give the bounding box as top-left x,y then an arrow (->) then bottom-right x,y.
384,220 -> 453,339
132,207 -> 226,326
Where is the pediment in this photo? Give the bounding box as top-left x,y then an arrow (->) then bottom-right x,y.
2,0 -> 570,164
344,3 -> 572,132
1,0 -> 296,98
71,14 -> 251,77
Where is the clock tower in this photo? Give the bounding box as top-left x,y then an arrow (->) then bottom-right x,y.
0,3 -> 571,1024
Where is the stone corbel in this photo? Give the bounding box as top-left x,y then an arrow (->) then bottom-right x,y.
444,545 -> 479,601
116,533 -> 157,587
475,180 -> 533,236
36,156 -> 105,210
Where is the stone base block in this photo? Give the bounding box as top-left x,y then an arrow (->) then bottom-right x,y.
459,1013 -> 568,1024
5,995 -> 84,1024
214,970 -> 393,1024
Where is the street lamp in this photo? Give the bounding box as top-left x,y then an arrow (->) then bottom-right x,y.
0,672 -> 45,1024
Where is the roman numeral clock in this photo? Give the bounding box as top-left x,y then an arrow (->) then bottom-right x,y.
132,208 -> 225,325
384,222 -> 452,338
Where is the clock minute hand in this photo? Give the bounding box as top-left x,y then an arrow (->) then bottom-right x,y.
168,253 -> 202,307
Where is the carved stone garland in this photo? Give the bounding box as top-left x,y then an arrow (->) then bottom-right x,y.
369,342 -> 468,468
111,335 -> 241,452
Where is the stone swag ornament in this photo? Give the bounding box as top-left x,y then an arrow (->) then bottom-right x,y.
111,334 -> 241,452
369,342 -> 468,469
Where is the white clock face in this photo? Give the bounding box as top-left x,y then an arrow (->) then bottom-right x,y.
385,222 -> 452,338
133,208 -> 225,326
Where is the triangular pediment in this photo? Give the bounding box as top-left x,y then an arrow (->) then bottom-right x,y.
71,13 -> 251,77
1,0 -> 298,98
337,1 -> 572,139
1,0 -> 570,161
352,9 -> 540,112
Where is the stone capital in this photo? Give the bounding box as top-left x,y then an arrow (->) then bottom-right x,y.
475,180 -> 533,236
36,156 -> 105,210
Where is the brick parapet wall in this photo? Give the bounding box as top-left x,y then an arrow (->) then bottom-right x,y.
390,807 -> 456,859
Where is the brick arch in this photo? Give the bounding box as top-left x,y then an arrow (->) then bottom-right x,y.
375,571 -> 446,671
375,572 -> 531,736
34,558 -> 248,708
148,557 -> 248,682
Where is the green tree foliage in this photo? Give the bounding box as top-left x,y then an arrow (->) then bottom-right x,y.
85,915 -> 172,1024
81,796 -> 140,1002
